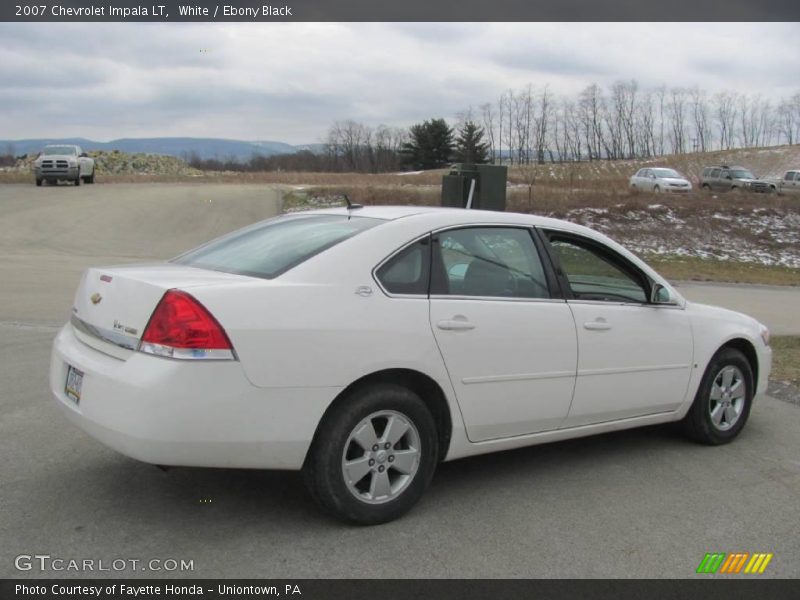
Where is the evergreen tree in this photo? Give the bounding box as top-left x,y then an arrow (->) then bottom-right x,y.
402,118 -> 454,169
454,121 -> 489,164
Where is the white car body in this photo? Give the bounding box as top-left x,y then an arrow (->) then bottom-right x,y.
629,168 -> 692,194
50,206 -> 771,520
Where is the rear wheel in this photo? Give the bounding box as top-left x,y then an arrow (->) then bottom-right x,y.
35,178 -> 42,187
680,348 -> 754,445
303,383 -> 438,525
74,176 -> 81,186
701,184 -> 711,192
86,168 -> 95,184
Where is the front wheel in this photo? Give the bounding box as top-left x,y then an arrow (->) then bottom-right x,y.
74,176 -> 81,186
680,348 -> 754,445
35,178 -> 42,187
653,185 -> 661,194
303,383 -> 438,525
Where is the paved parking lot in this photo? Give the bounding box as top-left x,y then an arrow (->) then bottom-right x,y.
1,183 -> 798,578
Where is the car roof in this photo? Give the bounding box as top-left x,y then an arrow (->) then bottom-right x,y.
299,204 -> 596,233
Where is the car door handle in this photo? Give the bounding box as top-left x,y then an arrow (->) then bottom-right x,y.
437,318 -> 476,331
584,319 -> 612,331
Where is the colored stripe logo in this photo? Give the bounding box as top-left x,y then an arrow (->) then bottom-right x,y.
696,552 -> 773,574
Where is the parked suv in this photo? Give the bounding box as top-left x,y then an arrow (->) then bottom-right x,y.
700,165 -> 770,193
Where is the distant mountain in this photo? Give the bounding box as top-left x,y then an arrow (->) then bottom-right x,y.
0,137 -> 319,161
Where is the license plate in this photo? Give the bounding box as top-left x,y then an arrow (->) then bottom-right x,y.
65,365 -> 84,404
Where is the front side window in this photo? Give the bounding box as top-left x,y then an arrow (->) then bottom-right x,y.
375,237 -> 430,295
547,235 -> 647,303
173,214 -> 382,279
431,227 -> 550,299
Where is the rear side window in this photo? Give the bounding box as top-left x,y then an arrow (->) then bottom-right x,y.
173,214 -> 381,279
710,168 -> 721,178
375,237 -> 431,295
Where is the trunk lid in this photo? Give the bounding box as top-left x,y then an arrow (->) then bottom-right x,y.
71,263 -> 255,353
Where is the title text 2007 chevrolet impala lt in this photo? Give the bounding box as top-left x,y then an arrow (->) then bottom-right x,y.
50,206 -> 771,524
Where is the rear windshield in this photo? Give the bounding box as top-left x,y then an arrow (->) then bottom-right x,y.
173,214 -> 382,279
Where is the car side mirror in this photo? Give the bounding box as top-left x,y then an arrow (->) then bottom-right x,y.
650,283 -> 676,305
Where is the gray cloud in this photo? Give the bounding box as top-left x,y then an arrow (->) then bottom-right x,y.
0,22 -> 797,143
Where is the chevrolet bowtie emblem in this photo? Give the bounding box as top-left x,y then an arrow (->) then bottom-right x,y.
90,293 -> 102,305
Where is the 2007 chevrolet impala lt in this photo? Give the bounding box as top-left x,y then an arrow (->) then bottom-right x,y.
50,206 -> 772,524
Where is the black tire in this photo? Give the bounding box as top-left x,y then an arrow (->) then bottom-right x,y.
74,176 -> 81,186
701,184 -> 711,192
87,169 -> 95,184
303,383 -> 438,525
653,185 -> 661,194
35,178 -> 42,187
680,348 -> 754,445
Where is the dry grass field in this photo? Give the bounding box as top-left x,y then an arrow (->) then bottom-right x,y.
771,336 -> 800,387
2,144 -> 798,284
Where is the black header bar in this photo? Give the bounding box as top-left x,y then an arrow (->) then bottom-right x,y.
3,0 -> 799,22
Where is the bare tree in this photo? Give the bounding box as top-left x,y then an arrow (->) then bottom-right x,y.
578,84 -> 606,160
777,97 -> 797,145
714,91 -> 738,150
667,88 -> 688,154
532,85 -> 552,164
690,86 -> 711,152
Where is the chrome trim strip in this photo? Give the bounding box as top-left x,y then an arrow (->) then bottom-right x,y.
566,299 -> 684,310
139,342 -> 236,361
463,370 -> 575,385
70,315 -> 138,350
431,294 -> 563,304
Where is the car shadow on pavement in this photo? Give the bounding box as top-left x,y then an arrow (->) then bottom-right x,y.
53,423 -> 690,530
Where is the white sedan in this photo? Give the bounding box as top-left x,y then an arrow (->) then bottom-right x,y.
629,167 -> 692,193
50,206 -> 771,524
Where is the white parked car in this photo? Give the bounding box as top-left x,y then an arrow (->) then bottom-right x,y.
629,168 -> 692,194
50,206 -> 771,524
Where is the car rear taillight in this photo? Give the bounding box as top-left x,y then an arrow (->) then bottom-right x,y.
139,290 -> 236,360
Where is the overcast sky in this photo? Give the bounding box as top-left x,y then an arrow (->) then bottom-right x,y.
0,22 -> 797,144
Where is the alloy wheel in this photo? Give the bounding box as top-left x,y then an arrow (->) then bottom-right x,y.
708,365 -> 746,431
341,410 -> 421,505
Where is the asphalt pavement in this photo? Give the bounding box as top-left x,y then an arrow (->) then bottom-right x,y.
1,183 -> 798,578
